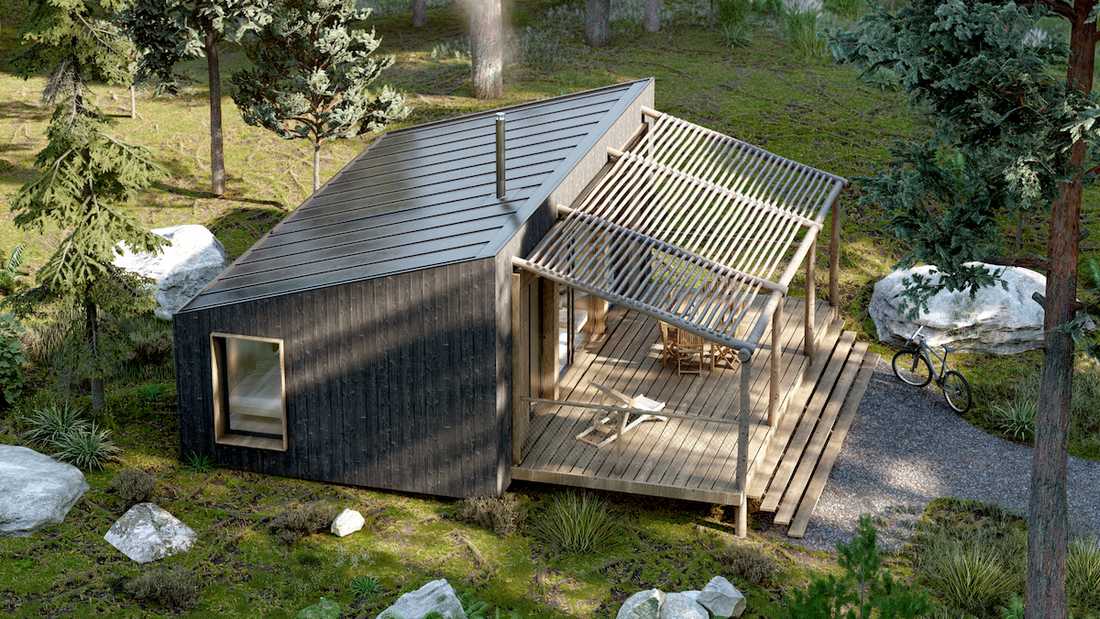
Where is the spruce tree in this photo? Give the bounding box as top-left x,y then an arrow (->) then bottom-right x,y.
833,1 -> 1100,615
230,0 -> 408,192
14,0 -> 134,122
11,112 -> 164,411
124,0 -> 271,196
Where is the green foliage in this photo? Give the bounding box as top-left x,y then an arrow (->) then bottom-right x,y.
22,402 -> 88,446
124,565 -> 200,610
452,494 -> 526,536
109,468 -> 156,506
715,0 -> 752,27
780,516 -> 931,618
53,421 -> 119,469
1067,538 -> 1100,612
988,396 -> 1036,443
782,0 -> 825,59
0,313 -> 26,407
184,451 -> 213,473
231,0 -> 407,188
13,0 -> 134,116
922,544 -> 1017,616
531,492 -> 618,554
0,244 -> 28,295
296,597 -> 340,619
269,501 -> 339,544
715,541 -> 781,589
349,575 -> 382,600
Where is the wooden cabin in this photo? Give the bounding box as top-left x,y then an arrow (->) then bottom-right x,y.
174,79 -> 870,537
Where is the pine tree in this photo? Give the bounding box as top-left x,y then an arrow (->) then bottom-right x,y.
468,0 -> 503,99
14,0 -> 134,123
11,112 -> 165,411
833,1 -> 1100,615
231,0 -> 408,192
123,0 -> 271,196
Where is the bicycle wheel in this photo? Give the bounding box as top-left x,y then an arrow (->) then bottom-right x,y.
942,370 -> 972,413
892,349 -> 932,387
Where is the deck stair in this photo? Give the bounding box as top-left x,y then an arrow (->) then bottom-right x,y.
750,318 -> 876,538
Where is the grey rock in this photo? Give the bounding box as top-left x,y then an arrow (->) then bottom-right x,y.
297,597 -> 341,619
659,592 -> 708,619
869,263 -> 1050,355
113,224 -> 227,319
104,503 -> 196,563
617,589 -> 664,619
377,579 -> 466,619
0,445 -> 88,536
697,576 -> 746,618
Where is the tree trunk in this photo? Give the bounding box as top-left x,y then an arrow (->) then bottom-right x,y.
312,141 -> 321,192
469,0 -> 503,99
129,85 -> 137,119
84,298 -> 104,412
204,30 -> 227,197
1026,5 -> 1096,618
644,0 -> 661,32
412,0 -> 426,27
585,0 -> 611,47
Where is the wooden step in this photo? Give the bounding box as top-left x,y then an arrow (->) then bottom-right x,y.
773,342 -> 868,525
746,316 -> 844,499
758,331 -> 856,510
787,357 -> 876,538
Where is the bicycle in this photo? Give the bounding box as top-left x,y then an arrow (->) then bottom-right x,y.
891,325 -> 973,413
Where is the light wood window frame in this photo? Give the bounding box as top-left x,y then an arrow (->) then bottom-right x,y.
210,332 -> 288,451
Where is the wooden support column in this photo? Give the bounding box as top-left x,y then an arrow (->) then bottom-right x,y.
538,277 -> 559,400
768,297 -> 783,427
736,351 -> 752,538
511,272 -> 531,465
585,294 -> 608,339
829,202 -> 840,307
804,239 -> 816,358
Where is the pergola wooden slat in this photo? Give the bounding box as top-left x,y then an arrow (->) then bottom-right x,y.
512,108 -> 846,536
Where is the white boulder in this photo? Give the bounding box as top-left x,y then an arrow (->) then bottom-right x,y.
377,579 -> 466,619
697,576 -> 747,617
659,592 -> 708,619
113,224 -> 227,319
330,508 -> 365,537
617,589 -> 665,619
104,503 -> 196,563
870,264 -> 1047,355
0,445 -> 88,536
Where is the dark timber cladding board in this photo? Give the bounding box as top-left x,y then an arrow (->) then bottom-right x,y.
174,259 -> 500,498
181,79 -> 653,312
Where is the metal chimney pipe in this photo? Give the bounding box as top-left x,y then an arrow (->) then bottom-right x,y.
495,112 -> 506,199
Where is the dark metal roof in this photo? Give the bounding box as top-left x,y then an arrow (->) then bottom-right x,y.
181,79 -> 652,312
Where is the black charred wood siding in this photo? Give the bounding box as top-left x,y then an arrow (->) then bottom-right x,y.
174,259 -> 501,498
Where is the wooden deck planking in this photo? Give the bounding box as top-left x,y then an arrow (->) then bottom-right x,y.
514,297 -> 839,503
787,359 -> 875,538
773,342 -> 867,525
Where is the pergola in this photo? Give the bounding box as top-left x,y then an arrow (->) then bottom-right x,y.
513,107 -> 846,535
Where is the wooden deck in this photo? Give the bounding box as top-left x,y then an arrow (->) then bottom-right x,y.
512,297 -> 839,505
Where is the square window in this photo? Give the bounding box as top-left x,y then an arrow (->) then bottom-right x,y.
210,333 -> 287,451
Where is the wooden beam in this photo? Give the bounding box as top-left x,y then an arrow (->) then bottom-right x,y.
769,298 -> 783,426
804,239 -> 816,358
538,277 -> 559,399
829,200 -> 840,306
511,272 -> 529,465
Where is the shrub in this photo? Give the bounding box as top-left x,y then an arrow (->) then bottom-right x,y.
715,0 -> 752,27
988,396 -> 1036,442
110,468 -> 156,506
269,502 -> 340,544
921,544 -> 1016,616
0,313 -> 26,407
22,403 -> 88,446
53,422 -> 120,470
453,494 -> 526,536
124,566 -> 200,610
781,516 -> 930,618
349,575 -> 383,600
1068,537 -> 1100,612
715,541 -> 781,588
531,492 -> 618,554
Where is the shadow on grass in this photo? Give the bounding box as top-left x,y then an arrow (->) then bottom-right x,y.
0,99 -> 49,122
207,206 -> 287,257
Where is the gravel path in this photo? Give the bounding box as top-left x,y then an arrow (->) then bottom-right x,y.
790,358 -> 1100,552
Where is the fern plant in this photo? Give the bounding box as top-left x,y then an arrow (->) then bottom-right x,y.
0,245 -> 27,295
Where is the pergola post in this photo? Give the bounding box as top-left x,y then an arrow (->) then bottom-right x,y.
804,239 -> 816,358
768,296 -> 782,427
829,202 -> 840,307
538,277 -> 560,399
736,349 -> 752,538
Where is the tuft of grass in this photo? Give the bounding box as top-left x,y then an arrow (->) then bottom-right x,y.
781,0 -> 826,59
988,396 -> 1036,442
22,402 -> 88,446
1068,537 -> 1100,613
349,575 -> 383,600
921,544 -> 1016,616
269,501 -> 340,545
452,494 -> 526,536
715,541 -> 782,589
53,422 -> 120,470
531,492 -> 619,554
124,566 -> 200,610
184,451 -> 214,473
109,468 -> 156,507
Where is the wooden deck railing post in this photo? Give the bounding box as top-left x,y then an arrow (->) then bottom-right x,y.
511,272 -> 530,465
538,277 -> 560,400
736,349 -> 752,539
829,202 -> 840,306
804,239 -> 816,358
769,296 -> 782,427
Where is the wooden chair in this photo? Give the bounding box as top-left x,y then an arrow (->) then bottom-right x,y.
676,330 -> 708,375
659,321 -> 681,367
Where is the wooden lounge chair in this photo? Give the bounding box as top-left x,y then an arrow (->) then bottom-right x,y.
576,383 -> 667,448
